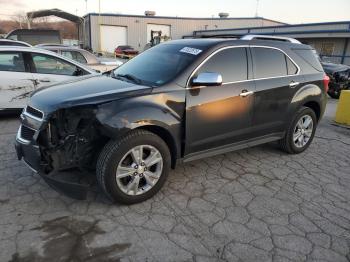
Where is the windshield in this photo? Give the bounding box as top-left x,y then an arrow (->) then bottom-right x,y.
113,44 -> 201,86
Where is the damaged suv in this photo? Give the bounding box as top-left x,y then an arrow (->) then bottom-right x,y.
16,35 -> 328,204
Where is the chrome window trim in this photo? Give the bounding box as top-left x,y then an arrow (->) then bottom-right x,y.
186,45 -> 300,88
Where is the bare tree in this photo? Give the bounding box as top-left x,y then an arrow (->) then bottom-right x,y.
11,12 -> 32,29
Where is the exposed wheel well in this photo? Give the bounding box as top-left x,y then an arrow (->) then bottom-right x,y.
136,125 -> 178,169
303,101 -> 321,121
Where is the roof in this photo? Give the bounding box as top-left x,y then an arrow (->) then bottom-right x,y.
27,9 -> 83,24
84,13 -> 285,25
193,21 -> 350,38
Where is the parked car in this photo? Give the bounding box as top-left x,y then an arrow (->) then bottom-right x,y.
0,39 -> 32,47
322,62 -> 350,99
15,36 -> 328,204
37,44 -> 123,72
0,46 -> 97,110
114,45 -> 139,59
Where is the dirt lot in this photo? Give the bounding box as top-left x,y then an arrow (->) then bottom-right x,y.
0,99 -> 349,262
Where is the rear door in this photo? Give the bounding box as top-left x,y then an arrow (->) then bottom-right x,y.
185,47 -> 256,155
28,52 -> 88,89
0,51 -> 35,109
250,46 -> 303,137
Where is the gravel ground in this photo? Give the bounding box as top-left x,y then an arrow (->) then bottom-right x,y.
0,99 -> 349,262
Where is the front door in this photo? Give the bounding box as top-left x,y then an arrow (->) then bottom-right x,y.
28,52 -> 85,89
0,51 -> 35,109
185,47 -> 255,155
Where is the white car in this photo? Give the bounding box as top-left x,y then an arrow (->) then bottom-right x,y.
0,46 -> 97,110
37,44 -> 124,72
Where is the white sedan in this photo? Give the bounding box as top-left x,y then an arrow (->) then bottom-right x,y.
0,46 -> 97,111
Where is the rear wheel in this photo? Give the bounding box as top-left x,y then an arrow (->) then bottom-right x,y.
279,107 -> 317,154
96,130 -> 171,204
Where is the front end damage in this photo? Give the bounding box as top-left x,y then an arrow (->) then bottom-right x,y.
16,106 -> 107,199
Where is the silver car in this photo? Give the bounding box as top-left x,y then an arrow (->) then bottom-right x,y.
0,46 -> 97,110
37,44 -> 123,72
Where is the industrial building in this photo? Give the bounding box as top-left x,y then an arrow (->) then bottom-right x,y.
192,21 -> 350,65
80,12 -> 284,53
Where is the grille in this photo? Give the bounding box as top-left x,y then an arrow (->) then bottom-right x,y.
20,125 -> 36,141
26,106 -> 43,119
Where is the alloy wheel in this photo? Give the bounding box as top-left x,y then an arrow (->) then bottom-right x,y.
293,115 -> 314,148
116,145 -> 163,196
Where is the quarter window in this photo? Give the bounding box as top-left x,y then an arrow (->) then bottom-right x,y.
62,51 -> 87,64
197,47 -> 248,82
252,47 -> 289,78
31,53 -> 81,76
0,52 -> 25,72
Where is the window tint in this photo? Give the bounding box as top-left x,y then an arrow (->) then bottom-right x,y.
197,47 -> 247,82
286,56 -> 298,75
294,49 -> 323,72
72,51 -> 87,64
31,53 -> 79,76
0,52 -> 25,72
62,51 -> 87,64
252,47 -> 287,78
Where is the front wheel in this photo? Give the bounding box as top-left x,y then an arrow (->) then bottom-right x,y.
96,130 -> 171,204
279,107 -> 317,154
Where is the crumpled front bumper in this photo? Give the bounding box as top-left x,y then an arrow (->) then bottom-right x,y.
15,134 -> 90,200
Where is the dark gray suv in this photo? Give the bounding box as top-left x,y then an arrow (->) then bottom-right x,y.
15,35 -> 328,204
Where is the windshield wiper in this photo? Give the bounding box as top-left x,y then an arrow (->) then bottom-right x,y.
114,73 -> 143,85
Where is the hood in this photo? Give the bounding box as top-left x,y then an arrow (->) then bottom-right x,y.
322,62 -> 350,74
99,57 -> 124,66
29,74 -> 152,114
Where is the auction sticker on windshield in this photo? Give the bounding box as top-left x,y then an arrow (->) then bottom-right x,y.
180,47 -> 202,55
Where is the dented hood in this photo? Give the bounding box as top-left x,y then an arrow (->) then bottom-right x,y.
29,74 -> 152,113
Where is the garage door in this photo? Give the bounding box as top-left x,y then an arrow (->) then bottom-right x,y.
146,24 -> 171,43
100,25 -> 127,54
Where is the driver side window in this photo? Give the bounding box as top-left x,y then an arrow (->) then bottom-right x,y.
31,53 -> 83,76
197,47 -> 248,83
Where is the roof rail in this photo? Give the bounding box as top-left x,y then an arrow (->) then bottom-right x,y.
240,34 -> 301,44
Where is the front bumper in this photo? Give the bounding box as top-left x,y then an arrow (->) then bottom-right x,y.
15,134 -> 90,200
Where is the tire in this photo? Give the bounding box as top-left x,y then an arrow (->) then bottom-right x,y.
96,130 -> 171,204
279,107 -> 317,154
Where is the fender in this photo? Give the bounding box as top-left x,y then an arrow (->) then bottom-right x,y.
288,83 -> 325,120
95,91 -> 186,158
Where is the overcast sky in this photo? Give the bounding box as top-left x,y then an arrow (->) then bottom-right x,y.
0,0 -> 349,24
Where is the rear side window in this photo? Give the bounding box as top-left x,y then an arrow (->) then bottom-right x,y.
61,51 -> 87,64
286,57 -> 298,75
252,47 -> 288,78
294,49 -> 323,72
197,47 -> 248,82
0,52 -> 25,72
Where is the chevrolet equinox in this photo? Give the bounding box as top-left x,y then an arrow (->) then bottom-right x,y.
15,35 -> 329,204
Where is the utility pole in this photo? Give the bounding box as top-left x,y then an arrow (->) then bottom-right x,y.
85,0 -> 88,14
255,0 -> 260,17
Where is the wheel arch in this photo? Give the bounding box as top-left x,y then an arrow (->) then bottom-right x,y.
136,125 -> 178,169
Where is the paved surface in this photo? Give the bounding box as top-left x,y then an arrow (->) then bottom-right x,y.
1,99 -> 350,262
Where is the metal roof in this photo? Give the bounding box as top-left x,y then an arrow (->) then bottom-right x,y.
27,9 -> 83,24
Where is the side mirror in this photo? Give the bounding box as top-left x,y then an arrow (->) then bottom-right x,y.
191,72 -> 223,87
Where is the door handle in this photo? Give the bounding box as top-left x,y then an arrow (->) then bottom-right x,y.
289,81 -> 300,88
239,90 -> 254,97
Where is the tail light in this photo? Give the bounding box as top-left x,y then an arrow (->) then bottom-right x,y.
323,74 -> 330,93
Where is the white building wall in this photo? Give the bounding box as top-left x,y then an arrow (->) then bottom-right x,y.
86,14 -> 283,53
